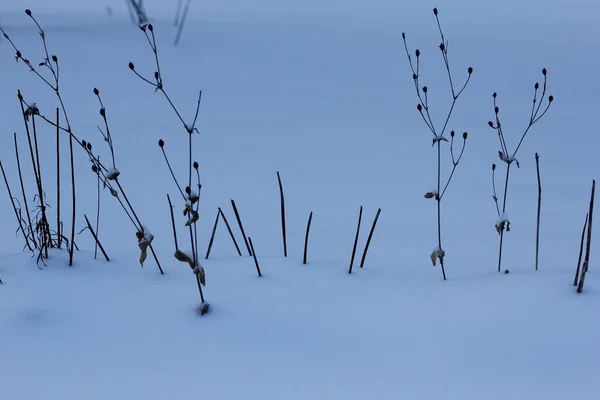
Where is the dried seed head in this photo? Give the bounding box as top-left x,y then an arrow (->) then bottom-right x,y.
91,165 -> 98,173
542,68 -> 547,76
462,132 -> 468,140
412,73 -> 418,81
450,130 -> 455,137
439,43 -> 445,51
468,67 -> 473,74
193,161 -> 199,170
417,103 -> 423,112
99,108 -> 105,117
415,49 -> 420,57
93,87 -> 99,95
16,50 -> 22,58
433,7 -> 438,15
422,86 -> 427,93
158,139 -> 164,147
25,9 -> 32,16
493,92 -> 497,98
534,82 -> 539,90
402,32 -> 406,39
488,121 -> 494,127
87,142 -> 92,151
81,140 -> 87,148
548,95 -> 554,102
154,71 -> 159,80
52,55 -> 57,62
148,24 -> 154,32
185,186 -> 191,194
128,62 -> 135,70
495,106 -> 499,114
492,163 -> 496,171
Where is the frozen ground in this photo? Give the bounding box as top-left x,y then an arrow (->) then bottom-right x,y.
0,1 -> 599,399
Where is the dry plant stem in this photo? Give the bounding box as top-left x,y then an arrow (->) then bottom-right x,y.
535,153 -> 541,271
94,156 -> 100,259
32,114 -> 51,256
174,0 -> 183,25
159,145 -> 185,199
114,179 -> 164,275
68,134 -> 75,266
574,213 -> 589,286
498,163 -> 512,272
13,133 -> 37,249
84,214 -> 109,261
277,171 -> 287,257
490,70 -> 553,273
0,160 -> 33,251
129,25 -> 202,136
402,9 -> 472,279
360,208 -> 382,269
126,0 -> 136,24
187,224 -> 205,303
219,208 -> 242,256
167,194 -> 179,251
436,142 -> 446,281
205,210 -> 220,259
56,108 -> 62,248
577,180 -> 595,293
174,0 -> 192,46
303,211 -> 313,265
248,237 -> 262,277
349,206 -> 363,274
231,199 -> 252,256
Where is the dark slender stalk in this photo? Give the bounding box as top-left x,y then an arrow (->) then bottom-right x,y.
84,214 -> 109,261
277,171 -> 287,257
219,208 -> 242,256
574,213 -> 589,286
231,199 -> 252,256
68,134 -> 75,266
56,108 -> 62,249
349,206 -> 363,274
113,179 -> 164,275
0,160 -> 33,251
248,237 -> 262,277
126,0 -> 137,24
94,155 -> 100,259
205,209 -> 220,259
167,194 -> 179,251
148,245 -> 164,275
577,180 -> 595,293
437,141 -> 446,281
498,163 -> 512,272
359,208 -> 382,269
174,0 -> 192,46
13,133 -> 37,249
31,114 -> 50,256
303,212 -> 313,265
535,153 -> 541,271
174,0 -> 183,25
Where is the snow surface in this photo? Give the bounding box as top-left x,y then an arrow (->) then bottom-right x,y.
1,1 -> 599,399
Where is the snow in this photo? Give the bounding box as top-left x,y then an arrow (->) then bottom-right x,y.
1,1 -> 599,399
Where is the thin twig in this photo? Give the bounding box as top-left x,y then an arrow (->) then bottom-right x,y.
84,214 -> 109,261
349,206 -> 363,274
359,208 -> 382,269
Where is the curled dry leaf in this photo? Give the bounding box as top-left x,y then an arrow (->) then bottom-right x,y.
109,188 -> 118,198
136,229 -> 154,266
424,192 -> 435,199
430,251 -> 438,266
495,220 -> 511,234
194,264 -> 206,286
